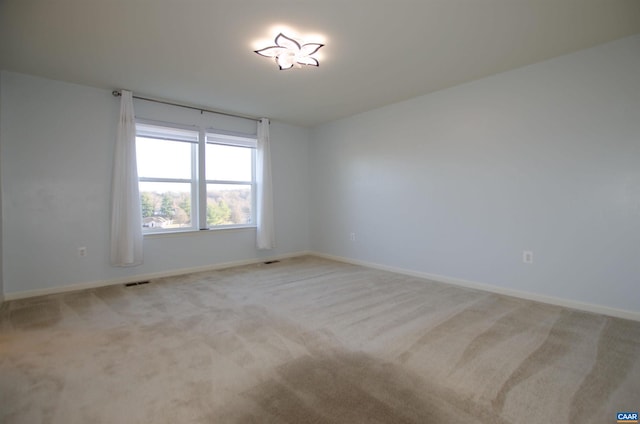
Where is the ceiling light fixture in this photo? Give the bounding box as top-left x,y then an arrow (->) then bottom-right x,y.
254,33 -> 324,70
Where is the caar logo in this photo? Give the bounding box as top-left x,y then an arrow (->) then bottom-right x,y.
617,412 -> 638,423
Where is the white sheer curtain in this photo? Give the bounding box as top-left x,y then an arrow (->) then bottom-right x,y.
110,90 -> 143,266
256,118 -> 275,249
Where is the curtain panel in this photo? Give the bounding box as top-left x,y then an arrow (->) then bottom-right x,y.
256,118 -> 275,249
110,90 -> 143,266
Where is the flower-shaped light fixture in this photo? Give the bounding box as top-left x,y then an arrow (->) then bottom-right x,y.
254,33 -> 324,70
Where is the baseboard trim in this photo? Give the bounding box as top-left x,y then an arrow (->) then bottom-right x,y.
4,251 -> 311,301
310,252 -> 640,322
7,250 -> 638,322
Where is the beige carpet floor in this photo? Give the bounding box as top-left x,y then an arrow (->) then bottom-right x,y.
1,255 -> 639,423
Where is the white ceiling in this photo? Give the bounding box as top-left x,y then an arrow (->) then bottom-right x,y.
1,0 -> 639,127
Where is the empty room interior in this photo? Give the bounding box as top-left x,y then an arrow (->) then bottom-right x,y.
1,1 -> 640,423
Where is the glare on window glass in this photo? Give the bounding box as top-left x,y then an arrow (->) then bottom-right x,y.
206,144 -> 252,181
136,137 -> 192,179
206,184 -> 252,226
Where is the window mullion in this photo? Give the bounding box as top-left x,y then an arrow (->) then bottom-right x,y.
205,180 -> 252,185
139,177 -> 192,184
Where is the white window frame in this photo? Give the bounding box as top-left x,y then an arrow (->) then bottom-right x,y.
136,120 -> 257,234
202,131 -> 257,230
136,120 -> 199,233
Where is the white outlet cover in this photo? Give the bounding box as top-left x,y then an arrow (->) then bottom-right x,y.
523,251 -> 533,264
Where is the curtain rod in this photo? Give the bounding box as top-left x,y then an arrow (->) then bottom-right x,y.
112,90 -> 261,123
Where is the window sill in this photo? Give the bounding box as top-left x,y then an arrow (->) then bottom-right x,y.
143,225 -> 257,238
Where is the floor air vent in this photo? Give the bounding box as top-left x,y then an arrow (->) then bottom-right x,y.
124,281 -> 150,287
263,260 -> 280,265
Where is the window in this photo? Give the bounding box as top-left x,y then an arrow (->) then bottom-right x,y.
136,121 -> 256,233
205,133 -> 256,227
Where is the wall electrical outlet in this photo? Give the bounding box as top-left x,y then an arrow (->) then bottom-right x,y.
78,247 -> 87,257
523,250 -> 533,264
349,233 -> 356,242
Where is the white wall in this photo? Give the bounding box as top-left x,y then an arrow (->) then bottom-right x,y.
0,71 -> 310,296
310,35 -> 640,315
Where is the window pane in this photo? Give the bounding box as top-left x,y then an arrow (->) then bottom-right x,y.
207,184 -> 252,226
137,137 -> 192,179
139,182 -> 193,229
206,144 -> 252,181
